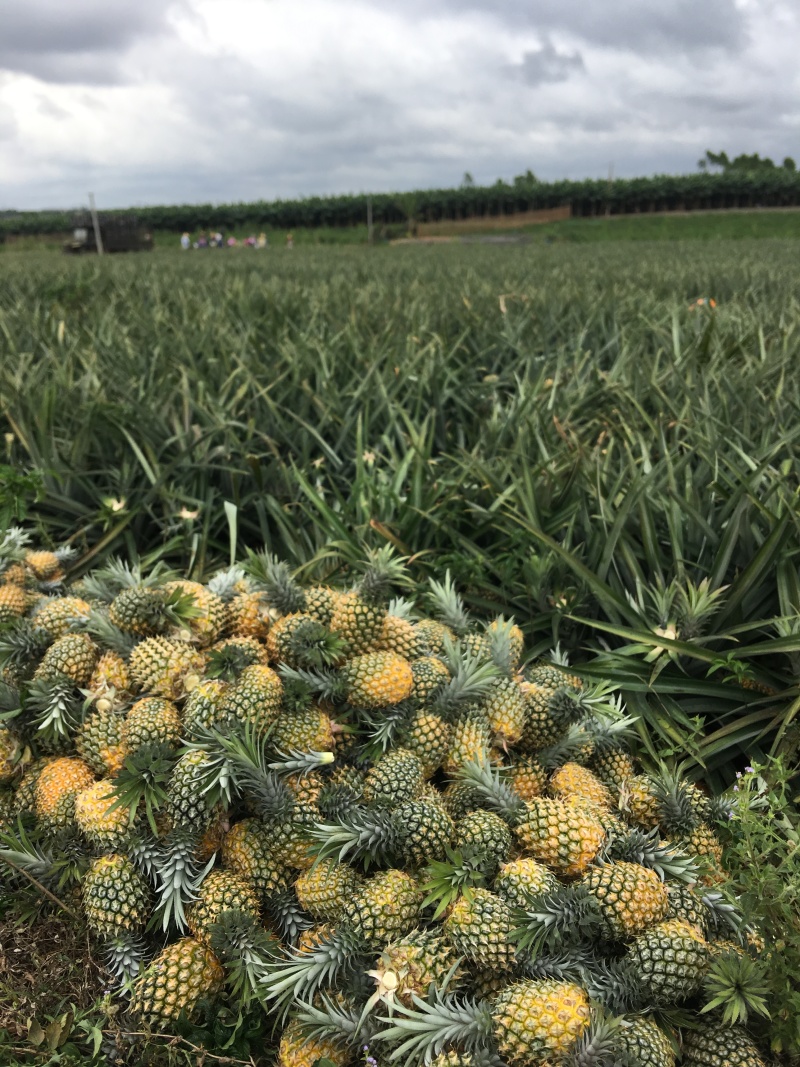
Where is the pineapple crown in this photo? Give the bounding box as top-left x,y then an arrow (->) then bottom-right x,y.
206,565 -> 248,602
387,596 -> 416,620
484,616 -> 518,676
265,885 -> 316,946
279,663 -> 349,706
80,557 -> 176,602
150,830 -> 216,932
599,828 -> 699,883
282,617 -> 348,669
0,619 -> 50,670
649,764 -> 702,836
310,804 -> 413,870
361,701 -> 415,759
377,987 -> 494,1064
81,608 -> 138,657
205,642 -> 262,681
103,933 -> 147,989
427,571 -> 471,635
699,890 -> 745,939
258,923 -> 367,1014
421,847 -> 490,918
435,641 -> 500,718
107,743 -> 174,834
455,755 -> 526,826
24,674 -> 85,747
354,545 -> 409,606
294,992 -> 383,1055
208,909 -> 280,1005
0,526 -> 31,562
510,885 -> 603,958
243,549 -> 307,615
701,950 -> 771,1028
562,1008 -> 632,1067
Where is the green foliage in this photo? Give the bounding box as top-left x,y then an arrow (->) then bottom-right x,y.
720,758 -> 800,1057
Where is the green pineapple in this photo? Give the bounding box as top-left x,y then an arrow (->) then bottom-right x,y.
221,818 -> 289,901
186,869 -> 261,946
130,937 -> 225,1023
294,858 -> 364,921
617,1015 -> 676,1067
343,868 -> 422,947
363,748 -> 424,806
329,546 -> 407,655
218,663 -> 283,733
122,697 -> 182,753
82,853 -> 151,938
444,888 -> 516,970
626,918 -> 709,1006
681,1022 -> 767,1066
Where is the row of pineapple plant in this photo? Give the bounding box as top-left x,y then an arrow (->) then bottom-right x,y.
0,526 -> 775,1065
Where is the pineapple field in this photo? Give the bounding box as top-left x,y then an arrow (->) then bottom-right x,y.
0,239 -> 799,1066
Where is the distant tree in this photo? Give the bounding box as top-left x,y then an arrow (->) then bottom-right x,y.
783,157 -> 797,172
513,169 -> 538,186
698,150 -> 796,173
461,172 -> 475,188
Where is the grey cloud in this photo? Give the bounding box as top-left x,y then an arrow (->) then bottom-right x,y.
0,1 -> 181,83
515,40 -> 584,86
373,0 -> 746,54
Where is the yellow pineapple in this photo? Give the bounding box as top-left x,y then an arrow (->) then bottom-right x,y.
344,651 -> 414,708
34,756 -> 95,833
130,937 -> 225,1023
128,636 -> 205,698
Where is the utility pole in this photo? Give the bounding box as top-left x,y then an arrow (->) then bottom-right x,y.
366,195 -> 374,244
89,192 -> 104,254
605,163 -> 614,218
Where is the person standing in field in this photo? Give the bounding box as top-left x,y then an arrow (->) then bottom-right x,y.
286,232 -> 294,249
180,232 -> 191,250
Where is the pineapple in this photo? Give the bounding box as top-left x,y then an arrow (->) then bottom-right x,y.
219,663 -> 283,733
514,797 -> 605,877
580,861 -> 669,939
34,756 -> 95,833
128,636 -> 205,699
402,710 -> 451,776
443,710 -> 491,775
227,591 -> 271,640
25,549 -> 64,582
619,775 -> 661,829
76,703 -> 127,775
34,632 -> 98,685
304,584 -> 340,626
277,1019 -> 349,1067
122,697 -> 182,753
82,853 -> 151,938
344,651 -> 414,708
182,678 -> 229,736
329,546 -> 406,655
343,868 -> 422,947
455,810 -> 512,872
413,619 -> 455,655
0,584 -> 28,623
396,798 -> 455,868
444,888 -> 516,970
410,656 -> 451,703
486,617 -> 525,669
31,596 -> 91,639
221,819 -> 289,901
186,870 -> 261,946
164,580 -> 228,647
271,706 -> 337,754
0,726 -> 21,784
362,748 -> 424,806
507,757 -> 548,801
108,584 -> 195,637
130,937 -> 225,1023
88,650 -> 131,697
681,1022 -> 767,1066
491,980 -> 591,1066
482,677 -> 528,749
550,762 -> 613,811
626,918 -> 709,1006
616,1015 -> 677,1067
378,612 -> 419,659
294,859 -> 363,921
494,857 -> 557,910
591,746 -> 636,793
75,779 -> 131,850
368,929 -> 460,1009
266,612 -> 344,668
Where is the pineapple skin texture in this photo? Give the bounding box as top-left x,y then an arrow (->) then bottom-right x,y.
345,650 -> 414,708
130,937 -> 224,1024
491,979 -> 591,1066
581,860 -> 669,938
514,797 -> 605,876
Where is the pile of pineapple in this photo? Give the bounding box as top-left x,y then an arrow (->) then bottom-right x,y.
0,528 -> 772,1066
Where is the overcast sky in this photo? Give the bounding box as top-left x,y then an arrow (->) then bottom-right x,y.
0,0 -> 797,210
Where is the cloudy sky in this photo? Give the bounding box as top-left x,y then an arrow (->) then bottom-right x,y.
0,0 -> 797,210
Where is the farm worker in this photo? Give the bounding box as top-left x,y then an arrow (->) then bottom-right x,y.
180,232 -> 191,250
286,232 -> 294,249
257,233 -> 268,248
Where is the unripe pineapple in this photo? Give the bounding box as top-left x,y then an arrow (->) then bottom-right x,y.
482,677 -> 528,748
167,750 -> 218,833
75,779 -> 131,850
550,762 -> 613,811
218,663 -> 283,733
664,884 -> 707,937
514,797 -> 605,877
14,757 -> 49,815
0,727 -> 21,784
164,580 -> 228,647
681,1021 -> 767,1066
82,854 -> 151,937
34,632 -> 98,685
128,637 -> 205,699
109,587 -> 174,636
344,868 -> 422,947
31,596 -> 91,639
396,798 -> 455,867
186,870 -> 261,946
410,656 -> 450,701
277,1019 -> 349,1067
227,591 -> 271,640
221,819 -> 288,900
294,858 -> 363,921
581,861 -> 669,939
363,748 -> 424,806
76,703 -> 127,775
494,857 -> 557,909
182,678 -> 229,736
441,780 -> 481,821
271,706 -> 337,753
122,697 -> 182,753
34,757 -> 95,833
486,618 -> 525,668
626,918 -> 709,1006
591,746 -> 636,793
620,775 -> 661,828
0,584 -> 28,623
491,980 -> 591,1066
270,816 -> 318,871
456,809 -> 512,871
413,619 -> 455,655
403,710 -> 451,777
330,591 -> 386,655
517,685 -> 564,752
378,612 -> 419,659
444,889 -> 516,970
344,651 -> 414,708
209,634 -> 269,670
304,584 -> 340,626
617,1015 -> 676,1067
130,937 -> 224,1023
